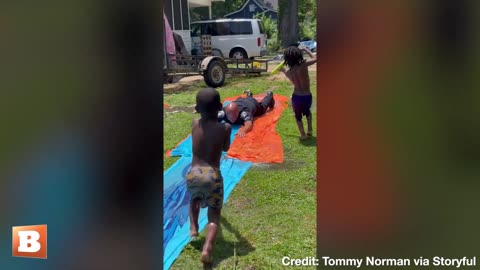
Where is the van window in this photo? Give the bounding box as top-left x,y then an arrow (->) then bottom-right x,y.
215,22 -> 230,36
191,21 -> 253,36
198,23 -> 215,36
205,23 -> 216,35
230,21 -> 253,35
191,24 -> 201,37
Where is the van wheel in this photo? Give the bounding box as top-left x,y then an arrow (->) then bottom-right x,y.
204,59 -> 226,88
230,48 -> 248,59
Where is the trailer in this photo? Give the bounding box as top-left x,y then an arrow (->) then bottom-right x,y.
164,53 -> 269,88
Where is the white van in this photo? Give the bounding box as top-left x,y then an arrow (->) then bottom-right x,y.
191,18 -> 268,59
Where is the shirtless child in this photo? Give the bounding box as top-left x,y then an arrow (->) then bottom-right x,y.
187,88 -> 232,264
280,45 -> 317,140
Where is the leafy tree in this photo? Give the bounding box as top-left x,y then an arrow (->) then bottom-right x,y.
212,0 -> 246,18
298,0 -> 317,40
190,7 -> 208,22
255,13 -> 276,38
278,0 -> 317,47
278,0 -> 299,47
255,13 -> 281,53
191,0 -> 245,21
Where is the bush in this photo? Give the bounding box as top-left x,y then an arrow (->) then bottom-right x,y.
268,38 -> 281,54
255,13 -> 282,53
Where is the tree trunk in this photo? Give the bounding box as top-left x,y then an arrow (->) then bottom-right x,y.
279,0 -> 299,48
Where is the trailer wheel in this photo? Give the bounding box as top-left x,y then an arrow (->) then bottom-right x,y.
204,59 -> 226,88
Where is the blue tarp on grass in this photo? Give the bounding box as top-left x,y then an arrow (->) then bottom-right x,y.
163,122 -> 252,270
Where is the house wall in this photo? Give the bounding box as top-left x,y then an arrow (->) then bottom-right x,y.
226,9 -> 278,20
225,0 -> 277,20
226,9 -> 252,19
263,10 -> 277,20
263,0 -> 278,10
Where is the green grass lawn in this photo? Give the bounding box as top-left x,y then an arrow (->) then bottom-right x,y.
164,72 -> 317,269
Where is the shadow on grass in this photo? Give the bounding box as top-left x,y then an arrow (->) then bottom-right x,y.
300,136 -> 316,147
286,135 -> 317,147
189,216 -> 255,269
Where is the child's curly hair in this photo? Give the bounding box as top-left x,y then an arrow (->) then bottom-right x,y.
284,46 -> 305,68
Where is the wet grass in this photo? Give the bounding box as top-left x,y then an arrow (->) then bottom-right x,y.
164,72 -> 317,269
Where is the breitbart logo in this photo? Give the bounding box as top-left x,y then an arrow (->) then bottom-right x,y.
12,225 -> 47,259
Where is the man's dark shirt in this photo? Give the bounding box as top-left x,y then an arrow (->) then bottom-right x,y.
218,97 -> 257,125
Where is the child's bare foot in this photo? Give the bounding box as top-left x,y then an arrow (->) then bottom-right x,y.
300,135 -> 308,141
201,251 -> 213,264
307,131 -> 313,137
190,223 -> 199,237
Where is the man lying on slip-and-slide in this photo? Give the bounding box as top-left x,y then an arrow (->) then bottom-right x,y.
217,90 -> 275,137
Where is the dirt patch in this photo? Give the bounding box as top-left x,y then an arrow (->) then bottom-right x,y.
178,75 -> 204,83
268,74 -> 286,82
164,84 -> 195,94
164,75 -> 204,94
164,105 -> 196,114
228,81 -> 250,89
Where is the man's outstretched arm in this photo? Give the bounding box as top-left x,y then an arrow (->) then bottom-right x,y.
237,120 -> 253,137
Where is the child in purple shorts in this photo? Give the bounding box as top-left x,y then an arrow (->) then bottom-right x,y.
280,45 -> 317,140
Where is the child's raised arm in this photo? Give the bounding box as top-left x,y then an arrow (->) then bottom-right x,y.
301,46 -> 317,66
306,58 -> 317,66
